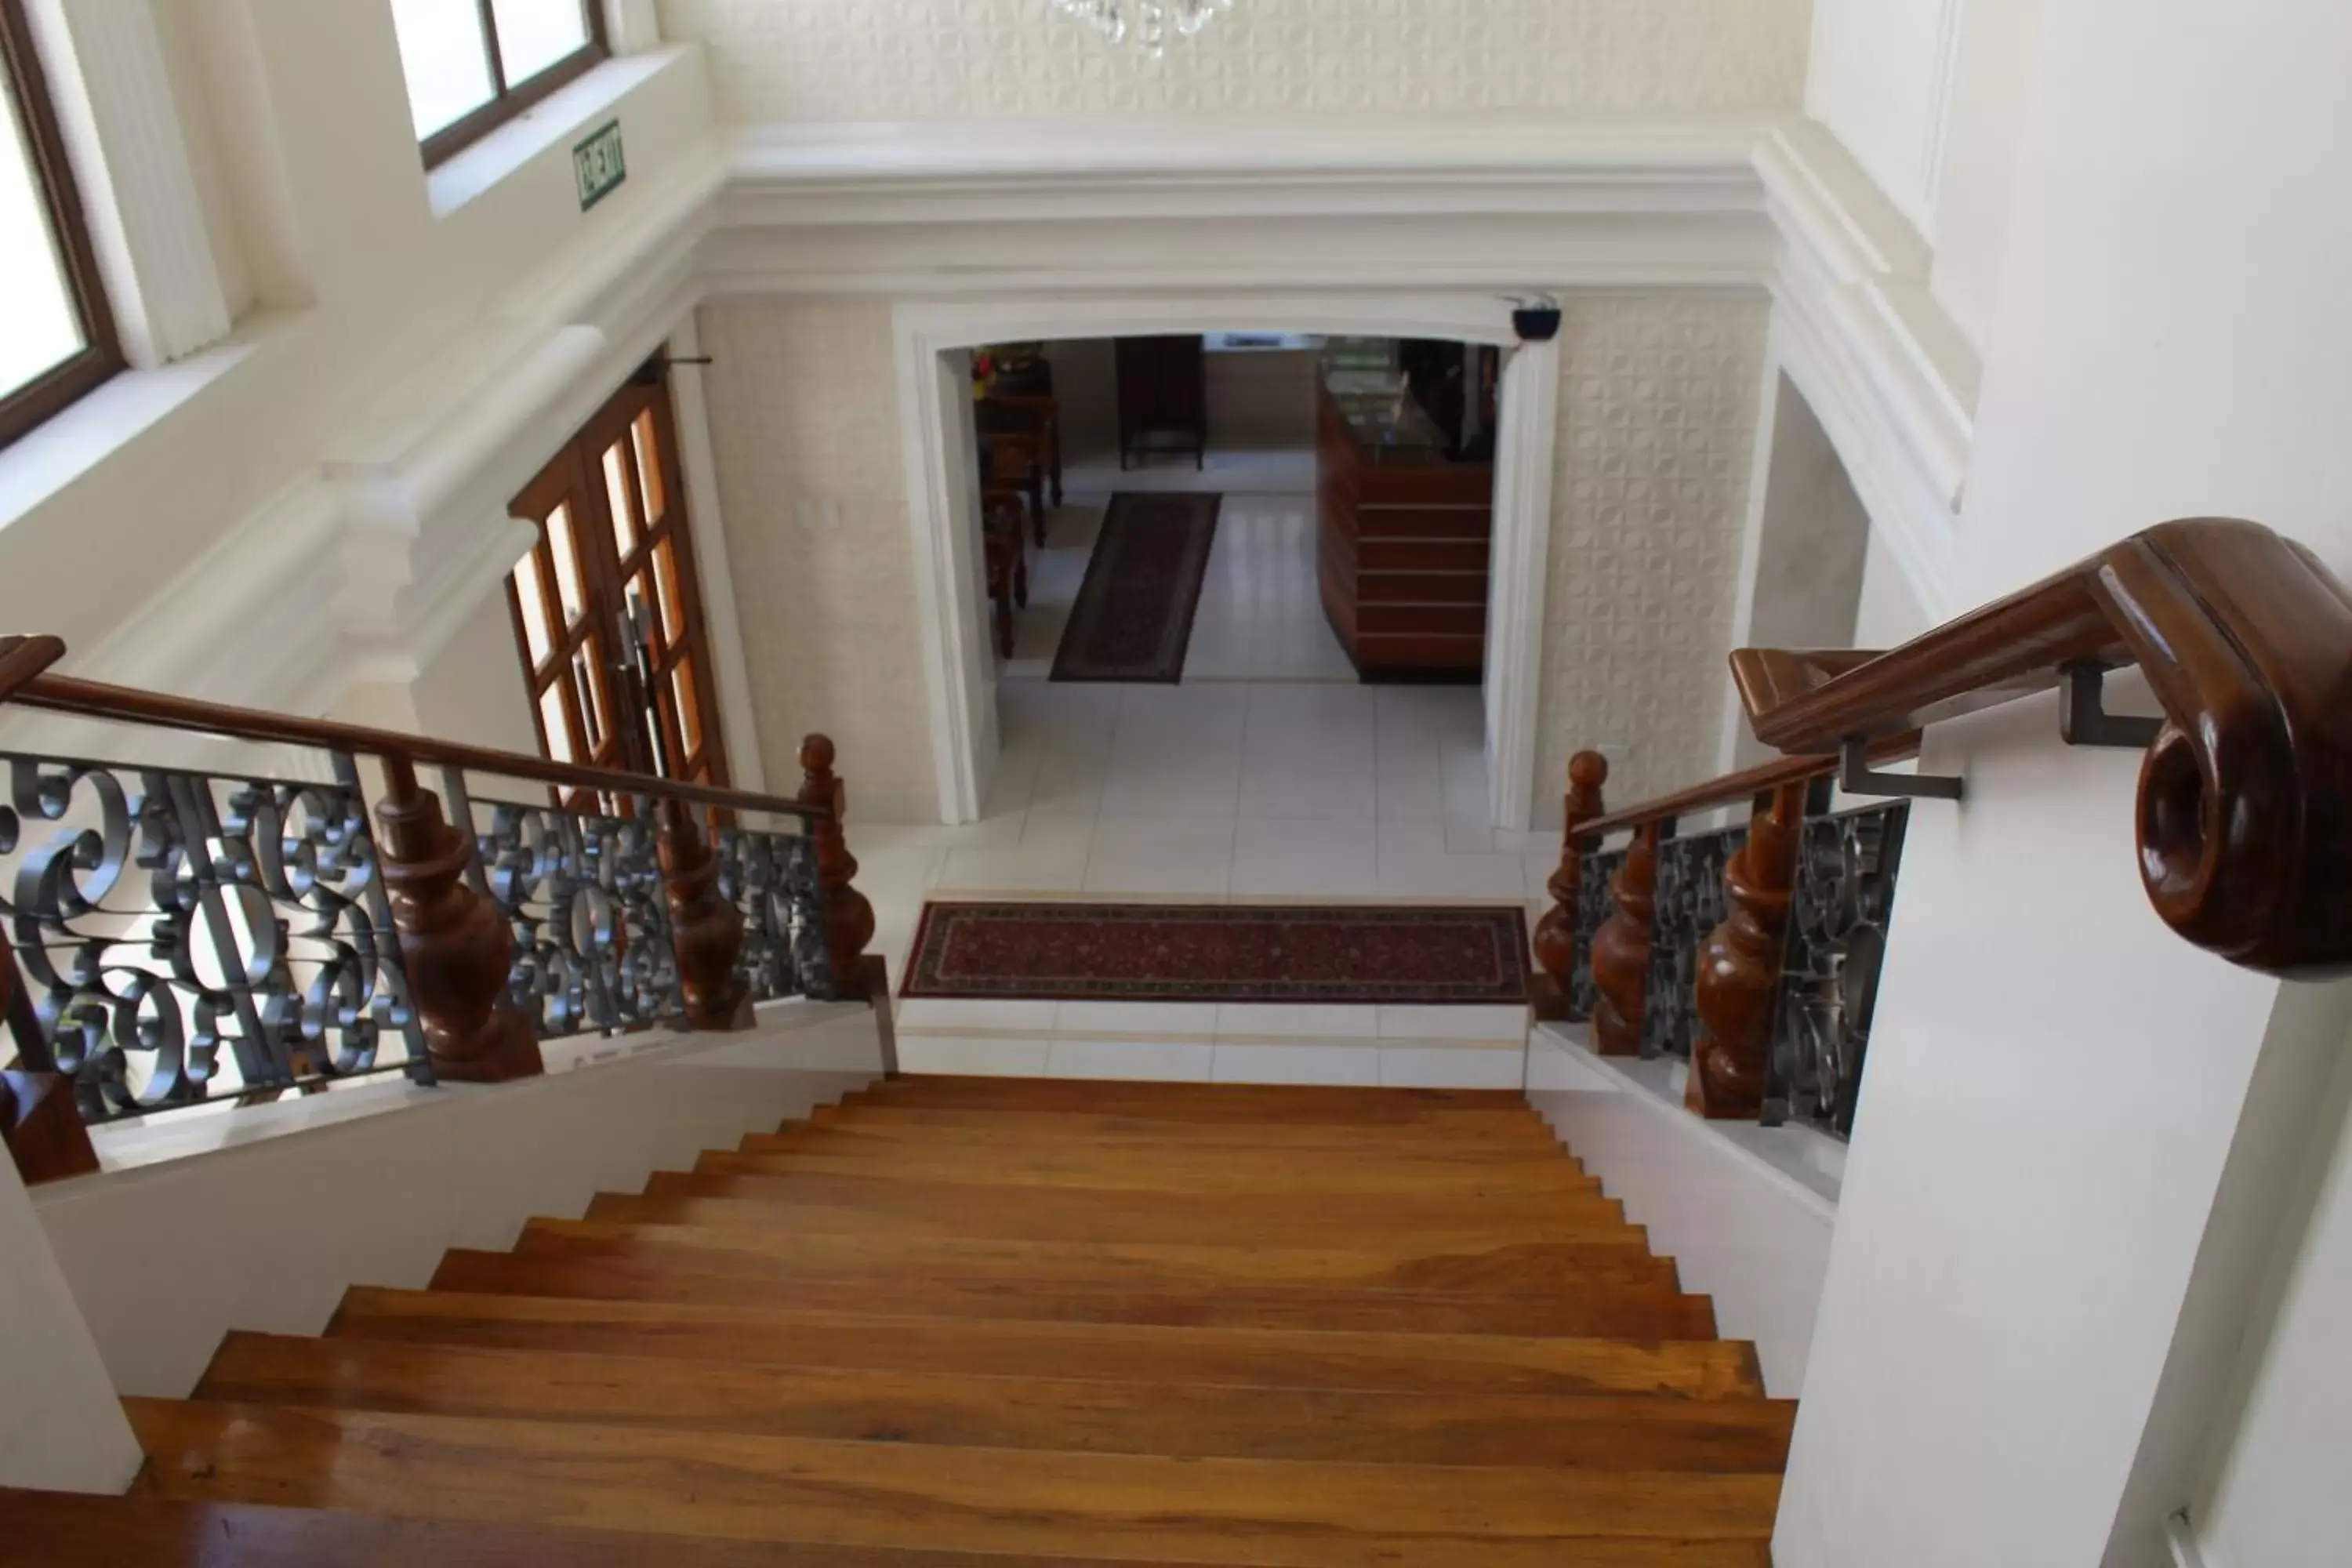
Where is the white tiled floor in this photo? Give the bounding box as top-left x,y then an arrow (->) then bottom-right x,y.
856,447 -> 1544,1087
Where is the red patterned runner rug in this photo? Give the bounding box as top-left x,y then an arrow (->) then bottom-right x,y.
902,902 -> 1531,1004
1049,492 -> 1222,682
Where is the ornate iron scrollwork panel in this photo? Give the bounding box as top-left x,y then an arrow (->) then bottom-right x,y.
0,752 -> 424,1123
1766,800 -> 1911,1137
470,798 -> 683,1039
714,824 -> 834,1003
1640,826 -> 1746,1061
1565,845 -> 1625,1024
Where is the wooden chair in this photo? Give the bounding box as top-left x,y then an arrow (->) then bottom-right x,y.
981,433 -> 1050,547
977,395 -> 1062,509
982,495 -> 1029,658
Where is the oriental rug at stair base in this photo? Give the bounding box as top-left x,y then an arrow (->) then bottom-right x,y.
902,902 -> 1530,1004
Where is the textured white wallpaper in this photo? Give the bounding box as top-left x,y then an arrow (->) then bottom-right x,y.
695,301 -> 943,823
657,0 -> 1812,121
1534,295 -> 1769,821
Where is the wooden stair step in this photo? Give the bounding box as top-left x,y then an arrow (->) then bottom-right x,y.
810,1104 -> 1563,1145
848,1077 -> 1534,1124
635,1167 -> 1626,1242
693,1146 -> 1598,1195
430,1243 -> 1720,1338
0,1490 -> 1205,1568
128,1399 -> 1780,1567
517,1217 -> 1664,1291
593,1189 -> 1642,1247
331,1288 -> 1767,1399
198,1334 -> 1795,1471
753,1124 -> 1588,1171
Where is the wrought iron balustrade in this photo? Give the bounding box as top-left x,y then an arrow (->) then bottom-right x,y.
0,637 -> 878,1186
1639,824 -> 1745,1062
1534,742 -> 1918,1138
0,749 -> 426,1124
1765,800 -> 1909,1136
1563,844 -> 1623,1024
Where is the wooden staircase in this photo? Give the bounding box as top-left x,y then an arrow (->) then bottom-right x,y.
5,1076 -> 1794,1565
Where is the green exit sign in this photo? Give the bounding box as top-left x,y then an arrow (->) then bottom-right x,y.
572,119 -> 625,210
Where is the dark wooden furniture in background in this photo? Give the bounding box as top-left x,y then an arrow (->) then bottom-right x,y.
507,368 -> 731,805
1315,380 -> 1495,681
1115,335 -> 1207,470
982,495 -> 1030,658
1733,517 -> 2352,978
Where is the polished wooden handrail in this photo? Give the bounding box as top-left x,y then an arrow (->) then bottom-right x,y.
1732,517 -> 2352,978
12,672 -> 824,822
1578,734 -> 1920,839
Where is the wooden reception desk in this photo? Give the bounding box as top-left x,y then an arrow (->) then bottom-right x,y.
1315,380 -> 1495,681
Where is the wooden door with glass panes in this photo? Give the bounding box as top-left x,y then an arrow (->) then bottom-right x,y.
506,370 -> 730,805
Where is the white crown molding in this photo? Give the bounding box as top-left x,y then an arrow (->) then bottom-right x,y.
64,113 -> 1977,773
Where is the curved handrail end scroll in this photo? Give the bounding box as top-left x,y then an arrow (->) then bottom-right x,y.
1733,517 -> 2352,979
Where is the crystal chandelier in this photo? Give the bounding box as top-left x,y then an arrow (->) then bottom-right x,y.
1051,0 -> 1233,60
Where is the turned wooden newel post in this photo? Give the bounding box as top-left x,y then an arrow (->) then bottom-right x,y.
0,927 -> 98,1185
374,753 -> 542,1083
1690,782 -> 1807,1118
1531,750 -> 1609,1019
797,734 -> 879,999
1590,820 -> 1662,1057
657,797 -> 754,1029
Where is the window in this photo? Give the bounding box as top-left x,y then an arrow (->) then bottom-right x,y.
0,0 -> 119,450
390,0 -> 607,167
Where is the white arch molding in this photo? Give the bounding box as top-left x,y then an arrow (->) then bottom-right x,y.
891,292 -> 1559,828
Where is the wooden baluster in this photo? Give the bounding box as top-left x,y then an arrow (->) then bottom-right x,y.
1689,781 -> 1808,1118
1530,750 -> 1609,1020
0,926 -> 98,1185
657,798 -> 754,1029
375,754 -> 542,1083
797,734 -> 880,1000
1590,820 -> 1663,1057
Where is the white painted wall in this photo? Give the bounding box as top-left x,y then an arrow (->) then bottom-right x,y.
1529,1030 -> 1836,1398
2191,1028 -> 2352,1567
0,1136 -> 140,1493
1804,0 -> 1960,235
1852,528 -> 1930,648
0,3 -> 718,708
1722,372 -> 1871,771
1926,0 -> 2043,347
1776,5 -> 2352,1566
1205,348 -> 1317,451
33,1004 -> 885,1400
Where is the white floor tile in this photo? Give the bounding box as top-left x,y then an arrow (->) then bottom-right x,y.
1214,1002 -> 1382,1040
1213,1043 -> 1383,1086
895,998 -> 1062,1032
936,815 -> 1094,893
895,1036 -> 1054,1076
1379,1004 -> 1532,1042
1045,1039 -> 1217,1082
1083,817 -> 1236,895
1378,1046 -> 1526,1090
1229,818 -> 1377,897
1053,1000 -> 1221,1037
1373,820 -> 1529,898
